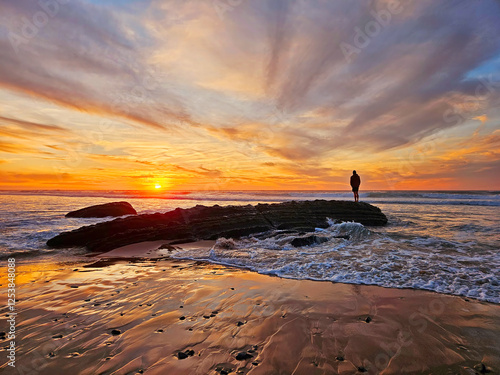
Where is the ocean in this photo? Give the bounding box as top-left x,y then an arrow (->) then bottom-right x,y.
1,190 -> 499,303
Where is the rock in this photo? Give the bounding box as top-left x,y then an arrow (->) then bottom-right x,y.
235,352 -> 253,360
336,356 -> 344,361
365,316 -> 372,323
334,235 -> 350,240
215,364 -> 235,374
158,243 -> 176,251
65,201 -> 137,218
291,235 -> 328,247
111,329 -> 121,335
177,349 -> 194,359
357,366 -> 368,372
177,352 -> 188,360
236,321 -> 245,326
474,363 -> 492,374
47,200 -> 387,252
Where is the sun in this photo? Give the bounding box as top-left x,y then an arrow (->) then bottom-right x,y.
154,184 -> 162,189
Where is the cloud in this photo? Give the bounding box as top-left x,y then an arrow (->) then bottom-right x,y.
0,115 -> 72,134
0,140 -> 41,154
0,0 -> 500,191
0,0 -> 193,130
0,170 -> 75,183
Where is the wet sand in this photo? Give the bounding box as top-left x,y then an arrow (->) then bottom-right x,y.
1,253 -> 499,374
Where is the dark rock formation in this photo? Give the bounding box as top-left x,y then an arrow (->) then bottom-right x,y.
66,201 -> 137,218
47,200 -> 387,253
177,349 -> 194,360
290,235 -> 328,247
235,351 -> 253,360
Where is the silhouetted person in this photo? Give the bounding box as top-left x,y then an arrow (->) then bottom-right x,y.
350,170 -> 360,202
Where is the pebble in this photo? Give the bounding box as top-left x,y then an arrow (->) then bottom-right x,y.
179,316 -> 186,320
365,316 -> 372,323
237,321 -> 245,327
52,334 -> 63,339
177,349 -> 195,359
235,352 -> 253,360
357,366 -> 367,372
216,365 -> 234,375
474,363 -> 492,374
336,356 -> 344,361
111,329 -> 121,336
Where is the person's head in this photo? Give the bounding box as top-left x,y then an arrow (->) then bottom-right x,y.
353,170 -> 357,175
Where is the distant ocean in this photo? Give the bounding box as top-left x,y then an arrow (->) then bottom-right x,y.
1,190 -> 499,303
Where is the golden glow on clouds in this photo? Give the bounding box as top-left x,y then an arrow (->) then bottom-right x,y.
0,1 -> 499,191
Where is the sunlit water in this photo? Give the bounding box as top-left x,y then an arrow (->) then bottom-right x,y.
0,190 -> 499,303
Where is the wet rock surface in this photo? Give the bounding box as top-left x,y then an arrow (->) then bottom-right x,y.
65,201 -> 137,218
47,200 -> 387,252
290,235 -> 329,247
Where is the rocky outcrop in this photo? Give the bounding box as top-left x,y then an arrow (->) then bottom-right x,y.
47,200 -> 387,252
290,235 -> 329,247
65,202 -> 137,218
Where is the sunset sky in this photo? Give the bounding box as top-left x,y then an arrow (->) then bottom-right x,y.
0,0 -> 499,191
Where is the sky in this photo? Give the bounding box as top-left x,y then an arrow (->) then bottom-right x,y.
0,0 -> 499,191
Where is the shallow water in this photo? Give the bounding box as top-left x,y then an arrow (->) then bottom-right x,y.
1,190 -> 499,303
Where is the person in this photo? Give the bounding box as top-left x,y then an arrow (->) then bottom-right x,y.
350,170 -> 361,202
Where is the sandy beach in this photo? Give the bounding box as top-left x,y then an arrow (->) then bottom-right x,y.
1,243 -> 499,375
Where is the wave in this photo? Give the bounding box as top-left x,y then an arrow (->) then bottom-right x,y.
2,190 -> 499,207
168,221 -> 500,304
366,190 -> 500,199
369,199 -> 500,207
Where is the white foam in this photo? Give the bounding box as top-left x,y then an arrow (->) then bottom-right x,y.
170,221 -> 500,304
